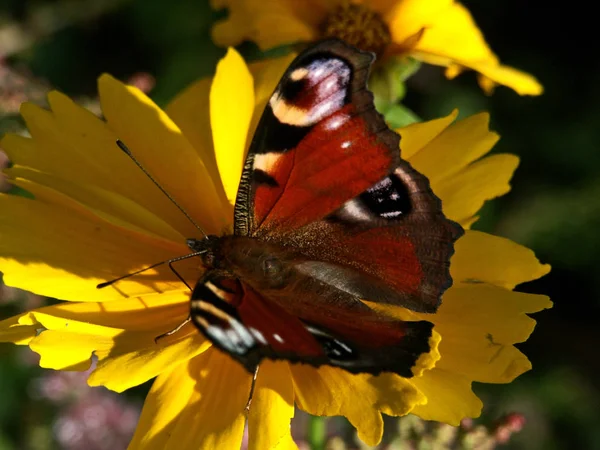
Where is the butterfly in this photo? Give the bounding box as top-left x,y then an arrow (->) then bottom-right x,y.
183,39 -> 462,378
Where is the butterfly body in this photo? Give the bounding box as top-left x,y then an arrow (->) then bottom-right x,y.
187,39 -> 463,377
189,235 -> 296,291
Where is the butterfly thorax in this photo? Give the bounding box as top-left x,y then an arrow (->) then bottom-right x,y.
188,235 -> 294,291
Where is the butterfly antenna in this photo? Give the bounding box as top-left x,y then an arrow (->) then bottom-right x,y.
116,139 -> 207,238
97,251 -> 205,289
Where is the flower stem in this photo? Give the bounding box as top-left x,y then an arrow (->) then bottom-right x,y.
307,416 -> 327,450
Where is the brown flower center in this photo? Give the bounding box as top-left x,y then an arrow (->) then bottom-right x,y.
320,2 -> 391,57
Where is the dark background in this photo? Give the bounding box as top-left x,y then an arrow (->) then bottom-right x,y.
0,1 -> 597,449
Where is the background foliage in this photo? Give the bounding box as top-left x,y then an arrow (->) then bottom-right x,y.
0,1 -> 597,449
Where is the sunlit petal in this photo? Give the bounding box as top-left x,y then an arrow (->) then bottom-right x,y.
452,230 -> 551,289
292,365 -> 424,446
211,48 -> 255,206
99,74 -> 229,234
248,361 -> 297,450
129,350 -> 250,450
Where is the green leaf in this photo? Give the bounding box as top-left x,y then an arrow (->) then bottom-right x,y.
384,104 -> 421,129
370,57 -> 421,111
307,415 -> 327,450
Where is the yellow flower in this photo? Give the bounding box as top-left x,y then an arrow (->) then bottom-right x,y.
211,0 -> 542,96
0,48 -> 550,448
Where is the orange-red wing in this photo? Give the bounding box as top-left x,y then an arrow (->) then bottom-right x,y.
190,273 -> 433,376
259,162 -> 463,313
233,39 -> 400,236
233,39 -> 462,315
255,104 -> 396,232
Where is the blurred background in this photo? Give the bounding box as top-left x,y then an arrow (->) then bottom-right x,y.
0,1 -> 597,449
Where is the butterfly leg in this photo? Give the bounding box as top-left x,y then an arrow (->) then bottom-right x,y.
245,365 -> 260,413
154,316 -> 192,344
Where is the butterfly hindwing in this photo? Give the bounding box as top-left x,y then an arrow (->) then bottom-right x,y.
189,274 -> 324,372
191,271 -> 433,377
266,164 -> 463,313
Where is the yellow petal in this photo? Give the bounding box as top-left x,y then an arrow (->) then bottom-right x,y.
248,361 -> 297,450
399,109 -> 458,160
5,92 -> 205,239
165,77 -> 229,210
0,295 -> 208,392
452,230 -> 551,289
368,0 -> 406,16
98,74 -> 229,234
365,281 -> 551,387
128,358 -> 198,449
211,0 -> 321,50
435,284 -> 552,346
0,314 -> 38,345
9,166 -> 183,243
291,365 -> 424,446
88,326 -> 210,393
414,289 -> 550,413
407,112 -> 499,184
435,153 -> 519,225
404,2 -> 495,65
409,368 -> 483,424
472,64 -> 543,96
411,330 -> 442,377
431,284 -> 551,384
0,179 -> 195,301
437,331 -> 532,384
129,348 -> 251,449
388,0 -> 542,95
460,215 -> 479,229
166,54 -> 296,208
414,283 -> 549,385
211,48 -> 254,205
386,0 -> 454,41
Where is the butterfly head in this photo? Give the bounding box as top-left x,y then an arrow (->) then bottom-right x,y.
187,235 -> 222,269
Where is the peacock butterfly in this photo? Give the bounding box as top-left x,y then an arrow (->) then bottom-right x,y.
183,39 -> 462,377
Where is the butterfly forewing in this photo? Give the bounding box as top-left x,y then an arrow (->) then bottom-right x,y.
234,39 -> 400,235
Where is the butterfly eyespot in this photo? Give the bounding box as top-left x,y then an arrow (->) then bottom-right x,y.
280,78 -> 307,102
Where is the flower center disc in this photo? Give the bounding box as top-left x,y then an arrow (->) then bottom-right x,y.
320,2 -> 391,57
